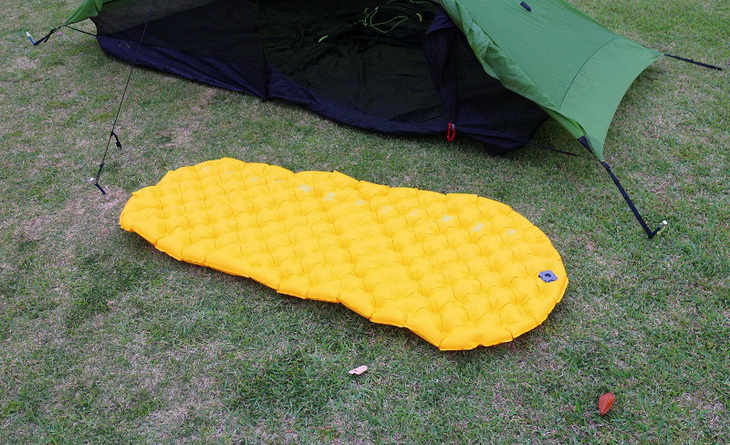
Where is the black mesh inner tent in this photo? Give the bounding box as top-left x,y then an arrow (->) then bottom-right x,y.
259,0 -> 445,124
91,0 -> 547,147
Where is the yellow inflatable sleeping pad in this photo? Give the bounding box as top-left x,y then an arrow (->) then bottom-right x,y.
120,158 -> 567,350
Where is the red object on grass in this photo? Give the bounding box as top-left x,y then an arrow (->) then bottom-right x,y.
598,392 -> 616,415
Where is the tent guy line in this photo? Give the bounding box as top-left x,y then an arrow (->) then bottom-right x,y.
662,53 -> 725,72
90,3 -> 155,195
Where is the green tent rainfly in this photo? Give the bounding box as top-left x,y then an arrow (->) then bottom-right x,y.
440,0 -> 662,160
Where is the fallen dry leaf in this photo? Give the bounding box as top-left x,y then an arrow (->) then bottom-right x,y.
598,392 -> 616,415
348,365 -> 368,375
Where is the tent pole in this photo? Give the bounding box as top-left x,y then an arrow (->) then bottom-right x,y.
578,137 -> 667,239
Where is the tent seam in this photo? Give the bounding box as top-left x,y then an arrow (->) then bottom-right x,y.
557,36 -> 620,108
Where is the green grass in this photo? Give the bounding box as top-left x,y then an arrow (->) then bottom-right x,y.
1,0 -> 728,442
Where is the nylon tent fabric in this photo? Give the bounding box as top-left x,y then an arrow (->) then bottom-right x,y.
439,0 -> 662,159
64,0 -> 126,25
63,0 -> 216,25
75,0 -> 549,149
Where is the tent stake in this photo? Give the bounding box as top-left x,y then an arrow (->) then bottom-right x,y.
600,161 -> 667,239
26,28 -> 58,46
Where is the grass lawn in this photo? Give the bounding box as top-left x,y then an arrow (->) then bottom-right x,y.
1,0 -> 728,442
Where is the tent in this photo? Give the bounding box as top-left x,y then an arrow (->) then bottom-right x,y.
38,0 -> 670,236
